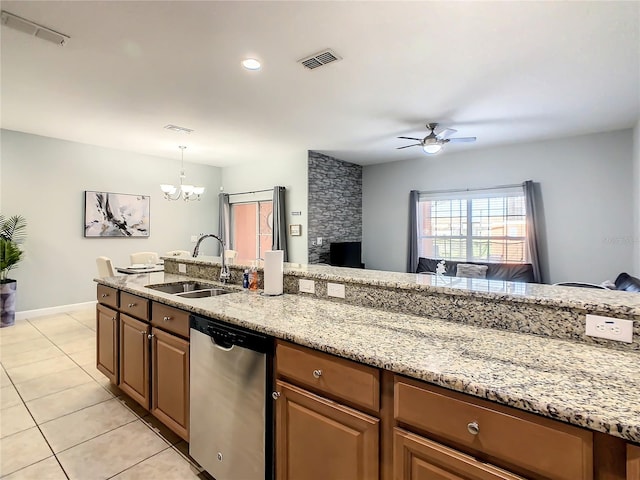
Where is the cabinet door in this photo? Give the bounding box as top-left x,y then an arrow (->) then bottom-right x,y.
393,428 -> 525,480
629,444 -> 640,480
275,380 -> 379,480
96,304 -> 118,384
150,327 -> 189,441
119,314 -> 150,409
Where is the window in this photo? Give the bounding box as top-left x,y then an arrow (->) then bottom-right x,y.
417,186 -> 527,263
230,200 -> 273,262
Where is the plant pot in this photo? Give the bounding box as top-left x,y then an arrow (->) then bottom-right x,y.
1,279 -> 17,327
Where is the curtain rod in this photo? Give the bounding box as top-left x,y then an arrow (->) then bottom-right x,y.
225,188 -> 273,196
418,182 -> 524,195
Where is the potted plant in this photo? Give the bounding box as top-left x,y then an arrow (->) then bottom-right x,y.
1,215 -> 27,327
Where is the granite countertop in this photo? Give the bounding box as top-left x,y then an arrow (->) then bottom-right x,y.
165,256 -> 640,317
96,272 -> 640,443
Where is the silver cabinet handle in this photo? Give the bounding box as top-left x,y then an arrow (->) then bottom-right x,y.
148,334 -> 154,340
272,391 -> 281,400
140,330 -> 146,335
128,303 -> 136,308
101,293 -> 108,298
467,421 -> 479,435
163,316 -> 171,322
312,369 -> 322,379
111,316 -> 116,321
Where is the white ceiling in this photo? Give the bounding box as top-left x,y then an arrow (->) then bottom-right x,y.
1,1 -> 639,167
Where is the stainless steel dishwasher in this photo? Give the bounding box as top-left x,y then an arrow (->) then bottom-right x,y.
190,315 -> 274,480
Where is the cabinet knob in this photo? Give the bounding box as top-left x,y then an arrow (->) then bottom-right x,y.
272,391 -> 281,400
148,334 -> 154,340
101,293 -> 108,298
467,421 -> 479,435
312,369 -> 322,379
140,330 -> 147,335
128,303 -> 136,308
163,316 -> 171,322
111,316 -> 116,321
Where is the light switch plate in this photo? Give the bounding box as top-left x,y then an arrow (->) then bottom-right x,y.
178,263 -> 187,274
299,279 -> 315,294
585,314 -> 633,343
327,282 -> 345,298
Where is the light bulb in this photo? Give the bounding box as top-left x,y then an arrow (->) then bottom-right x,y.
423,143 -> 443,155
181,185 -> 195,194
193,186 -> 205,195
160,184 -> 177,194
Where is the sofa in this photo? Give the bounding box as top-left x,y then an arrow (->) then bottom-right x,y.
416,257 -> 536,283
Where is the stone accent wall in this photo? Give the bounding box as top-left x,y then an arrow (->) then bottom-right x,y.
307,151 -> 362,264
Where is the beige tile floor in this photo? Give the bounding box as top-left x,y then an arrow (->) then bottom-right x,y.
0,306 -> 209,479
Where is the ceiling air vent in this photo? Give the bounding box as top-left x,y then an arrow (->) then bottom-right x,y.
298,49 -> 342,70
1,10 -> 69,46
164,125 -> 194,134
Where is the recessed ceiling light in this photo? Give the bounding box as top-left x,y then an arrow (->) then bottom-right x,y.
242,58 -> 261,71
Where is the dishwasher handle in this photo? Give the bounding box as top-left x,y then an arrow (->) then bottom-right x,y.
208,327 -> 236,351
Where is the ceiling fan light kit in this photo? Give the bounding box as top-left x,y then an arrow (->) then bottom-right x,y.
397,123 -> 476,155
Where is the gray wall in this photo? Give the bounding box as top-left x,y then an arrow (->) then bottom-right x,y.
220,148 -> 308,264
0,130 -> 222,311
634,119 -> 640,277
362,129 -> 635,284
308,151 -> 362,264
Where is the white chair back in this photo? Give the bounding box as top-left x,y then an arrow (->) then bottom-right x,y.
96,256 -> 115,277
130,251 -> 159,265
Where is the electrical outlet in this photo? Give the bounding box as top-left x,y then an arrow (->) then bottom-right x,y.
190,235 -> 198,243
178,263 -> 187,274
299,279 -> 315,294
327,282 -> 345,298
585,314 -> 633,343
317,237 -> 323,246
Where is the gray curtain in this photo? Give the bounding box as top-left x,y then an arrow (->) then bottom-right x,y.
218,193 -> 230,256
272,186 -> 288,261
523,180 -> 542,283
407,190 -> 419,273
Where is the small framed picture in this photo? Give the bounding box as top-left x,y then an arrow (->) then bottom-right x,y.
289,224 -> 301,236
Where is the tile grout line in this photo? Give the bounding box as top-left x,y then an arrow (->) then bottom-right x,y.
0,362 -> 70,480
104,445 -> 173,479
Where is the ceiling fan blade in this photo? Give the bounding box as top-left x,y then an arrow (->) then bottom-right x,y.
396,144 -> 422,149
397,136 -> 422,141
436,128 -> 457,139
448,137 -> 477,143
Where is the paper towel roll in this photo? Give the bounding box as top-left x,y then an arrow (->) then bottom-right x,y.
263,250 -> 284,296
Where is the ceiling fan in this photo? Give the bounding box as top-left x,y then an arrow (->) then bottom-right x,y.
397,123 -> 476,155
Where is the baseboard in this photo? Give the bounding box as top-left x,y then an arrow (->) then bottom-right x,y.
16,301 -> 97,320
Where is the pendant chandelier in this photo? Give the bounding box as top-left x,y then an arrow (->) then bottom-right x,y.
160,146 -> 205,202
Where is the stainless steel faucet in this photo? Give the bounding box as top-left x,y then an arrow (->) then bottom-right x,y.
192,234 -> 230,284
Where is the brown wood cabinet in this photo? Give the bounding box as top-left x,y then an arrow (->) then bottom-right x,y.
629,444 -> 640,480
96,304 -> 118,384
95,285 -> 191,441
275,380 -> 379,480
119,313 -> 150,408
151,326 -> 189,441
394,376 -> 593,480
393,427 -> 525,480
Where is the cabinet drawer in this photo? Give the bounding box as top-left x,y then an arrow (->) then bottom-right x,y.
151,303 -> 190,338
120,292 -> 149,321
276,341 -> 380,412
393,427 -> 525,480
394,378 -> 593,480
97,285 -> 118,309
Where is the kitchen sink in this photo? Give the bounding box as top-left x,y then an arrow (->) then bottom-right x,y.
176,289 -> 232,298
146,282 -> 216,294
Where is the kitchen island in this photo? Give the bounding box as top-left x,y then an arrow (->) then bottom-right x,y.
95,261 -> 640,479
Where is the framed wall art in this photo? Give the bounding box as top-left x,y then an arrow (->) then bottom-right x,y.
84,191 -> 150,237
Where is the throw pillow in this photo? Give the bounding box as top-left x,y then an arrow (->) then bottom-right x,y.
456,264 -> 488,279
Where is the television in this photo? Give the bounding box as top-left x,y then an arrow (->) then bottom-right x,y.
329,241 -> 363,268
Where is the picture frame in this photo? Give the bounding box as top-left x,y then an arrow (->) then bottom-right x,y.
84,191 -> 150,237
289,224 -> 301,236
